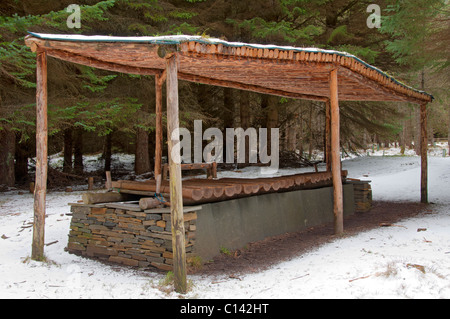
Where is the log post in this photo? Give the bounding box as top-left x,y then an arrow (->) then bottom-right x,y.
165,53 -> 187,294
88,177 -> 94,190
329,69 -> 344,235
420,103 -> 428,204
32,50 -> 48,261
105,171 -> 112,190
155,73 -> 164,178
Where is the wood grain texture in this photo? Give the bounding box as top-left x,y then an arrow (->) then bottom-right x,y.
154,73 -> 164,178
165,54 -> 187,294
32,50 -> 48,261
330,69 -> 344,235
24,36 -> 432,104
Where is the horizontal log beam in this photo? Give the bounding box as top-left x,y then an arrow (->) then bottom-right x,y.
45,49 -> 160,76
178,72 -> 328,102
24,35 -> 432,104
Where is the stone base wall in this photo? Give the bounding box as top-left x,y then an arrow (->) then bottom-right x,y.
67,183 -> 360,271
67,205 -> 198,271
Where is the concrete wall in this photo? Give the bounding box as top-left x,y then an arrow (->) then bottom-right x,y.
194,184 -> 354,261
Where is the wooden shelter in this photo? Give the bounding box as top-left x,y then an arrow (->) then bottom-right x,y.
25,33 -> 433,293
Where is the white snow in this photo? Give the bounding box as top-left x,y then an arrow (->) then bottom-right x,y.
28,32 -> 355,56
1,145 -> 449,299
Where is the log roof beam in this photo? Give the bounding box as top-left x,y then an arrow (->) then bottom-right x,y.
25,34 -> 433,105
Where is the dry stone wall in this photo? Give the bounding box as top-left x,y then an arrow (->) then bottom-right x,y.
67,204 -> 198,271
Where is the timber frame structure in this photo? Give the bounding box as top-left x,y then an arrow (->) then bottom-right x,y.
25,33 -> 433,293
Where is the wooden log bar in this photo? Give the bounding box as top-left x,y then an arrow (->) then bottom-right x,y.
82,192 -> 133,205
112,180 -> 205,202
139,197 -> 162,210
330,68 -> 344,235
112,170 -> 347,205
32,50 -> 48,261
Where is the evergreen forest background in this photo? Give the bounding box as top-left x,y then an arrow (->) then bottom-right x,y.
0,0 -> 448,188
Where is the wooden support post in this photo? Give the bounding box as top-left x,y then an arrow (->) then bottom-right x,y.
165,53 -> 187,294
325,99 -> 332,172
330,69 -> 344,235
32,50 -> 48,261
155,73 -> 164,178
105,171 -> 112,190
88,177 -> 94,190
420,103 -> 428,204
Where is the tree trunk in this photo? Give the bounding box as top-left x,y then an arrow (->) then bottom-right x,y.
414,107 -> 421,155
0,129 -> 15,186
135,128 -> 150,175
400,119 -> 406,154
415,70 -> 426,155
298,107 -> 304,156
222,87 -> 234,162
266,95 -> 279,154
308,103 -> 313,159
407,108 -> 414,149
420,103 -> 428,203
63,128 -> 73,173
239,90 -> 250,166
240,90 -> 250,129
448,105 -> 450,156
15,137 -> 29,183
103,132 -> 112,173
73,128 -> 83,175
287,113 -> 297,151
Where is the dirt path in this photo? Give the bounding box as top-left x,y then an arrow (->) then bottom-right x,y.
194,201 -> 430,276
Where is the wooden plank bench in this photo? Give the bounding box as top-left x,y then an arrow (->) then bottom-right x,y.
162,162 -> 217,180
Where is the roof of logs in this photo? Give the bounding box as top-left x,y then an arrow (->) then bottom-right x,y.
25,33 -> 433,105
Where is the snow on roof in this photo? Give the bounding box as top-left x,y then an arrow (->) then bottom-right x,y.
26,32 -> 433,100
27,31 -> 355,56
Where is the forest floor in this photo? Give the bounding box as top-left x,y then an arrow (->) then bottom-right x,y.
0,143 -> 449,299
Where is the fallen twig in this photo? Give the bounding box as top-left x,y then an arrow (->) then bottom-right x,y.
379,223 -> 407,228
349,274 -> 373,282
45,240 -> 58,246
229,274 -> 242,281
290,274 -> 310,281
349,272 -> 382,282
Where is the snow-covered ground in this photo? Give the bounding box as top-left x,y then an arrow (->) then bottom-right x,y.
0,145 -> 449,299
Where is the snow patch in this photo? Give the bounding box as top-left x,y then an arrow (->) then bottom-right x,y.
1,148 -> 449,298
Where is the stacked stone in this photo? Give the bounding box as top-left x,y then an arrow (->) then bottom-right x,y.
352,181 -> 372,213
67,204 -> 198,271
